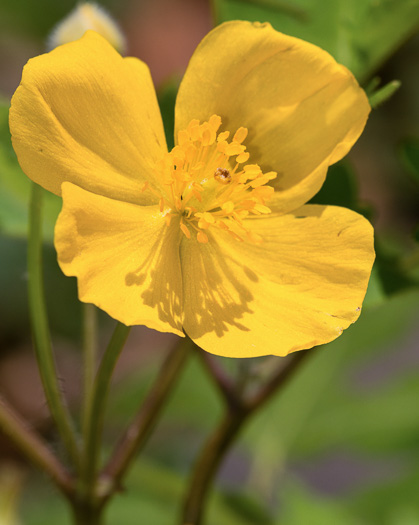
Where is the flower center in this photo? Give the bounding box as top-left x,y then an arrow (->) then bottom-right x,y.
149,115 -> 276,244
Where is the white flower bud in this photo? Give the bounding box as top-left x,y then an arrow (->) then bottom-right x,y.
47,3 -> 126,52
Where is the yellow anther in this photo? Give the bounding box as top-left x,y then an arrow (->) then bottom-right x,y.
217,140 -> 228,154
233,127 -> 248,144
189,124 -> 200,142
247,231 -> 263,244
222,201 -> 235,213
192,190 -> 203,202
208,114 -> 222,132
250,175 -> 275,188
236,152 -> 250,164
185,207 -> 194,218
225,143 -> 245,156
203,212 -> 215,224
253,203 -> 271,214
217,131 -> 230,142
196,212 -> 213,229
159,197 -> 165,213
187,119 -> 200,132
180,222 -> 191,239
217,220 -> 229,230
197,231 -> 209,244
243,164 -> 262,177
155,114 -> 275,245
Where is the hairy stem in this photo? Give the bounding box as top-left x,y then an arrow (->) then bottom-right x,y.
101,336 -> 192,501
0,395 -> 73,497
82,322 -> 131,495
28,182 -> 81,471
82,303 -> 98,440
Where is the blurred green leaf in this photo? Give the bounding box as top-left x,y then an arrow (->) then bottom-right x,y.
108,352 -> 221,431
221,490 -> 274,524
20,456 -> 269,525
0,0 -> 129,39
242,289 -> 419,486
110,458 -> 270,525
309,161 -> 372,221
279,481 -> 363,525
212,0 -> 419,81
0,235 -> 81,339
348,465 -> 419,525
310,162 -> 359,210
399,137 -> 419,186
0,100 -> 61,241
362,266 -> 386,309
158,78 -> 180,151
374,236 -> 419,295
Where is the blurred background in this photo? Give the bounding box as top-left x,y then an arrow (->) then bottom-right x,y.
0,0 -> 418,523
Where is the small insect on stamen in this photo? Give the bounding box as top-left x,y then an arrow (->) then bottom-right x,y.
214,167 -> 232,185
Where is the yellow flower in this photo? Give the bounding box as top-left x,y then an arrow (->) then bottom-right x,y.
9,21 -> 375,358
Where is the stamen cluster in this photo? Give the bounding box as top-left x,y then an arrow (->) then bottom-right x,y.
148,115 -> 277,243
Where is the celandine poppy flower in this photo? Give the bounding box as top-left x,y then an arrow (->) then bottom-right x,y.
9,21 -> 375,358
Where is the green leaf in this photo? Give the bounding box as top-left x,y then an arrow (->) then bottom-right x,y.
0,100 -> 61,241
212,0 -> 419,82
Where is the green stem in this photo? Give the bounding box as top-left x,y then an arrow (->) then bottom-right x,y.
368,80 -> 401,109
82,322 -> 131,496
181,408 -> 247,525
28,182 -> 81,471
0,395 -> 74,497
70,502 -> 104,525
198,352 -> 242,409
82,303 -> 98,440
181,350 -> 310,525
100,336 -> 192,501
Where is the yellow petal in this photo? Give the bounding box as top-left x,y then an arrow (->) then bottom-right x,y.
10,31 -> 166,205
175,21 -> 370,213
55,182 -> 184,335
181,205 -> 374,357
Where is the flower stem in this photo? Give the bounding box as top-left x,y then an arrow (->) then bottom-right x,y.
81,322 -> 131,495
181,407 -> 248,525
0,395 -> 73,497
197,352 -> 242,409
246,349 -> 310,412
82,303 -> 98,439
28,182 -> 81,471
70,501 -> 104,525
101,336 -> 192,502
181,349 -> 311,525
